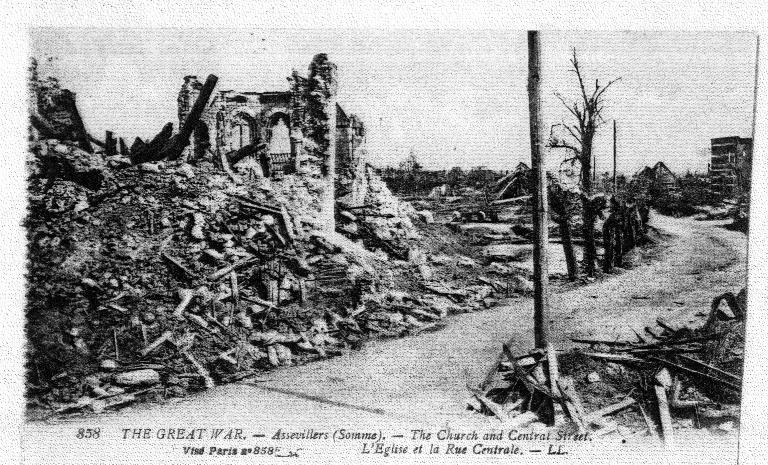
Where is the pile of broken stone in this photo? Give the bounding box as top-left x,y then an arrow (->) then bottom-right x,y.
25,138 -> 518,417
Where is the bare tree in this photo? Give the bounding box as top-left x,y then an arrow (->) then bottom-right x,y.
548,176 -> 579,281
549,49 -> 620,276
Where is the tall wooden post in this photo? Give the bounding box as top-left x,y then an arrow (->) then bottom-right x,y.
752,36 -> 759,141
527,31 -> 549,348
613,120 -> 617,192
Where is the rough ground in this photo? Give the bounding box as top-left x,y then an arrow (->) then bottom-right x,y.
23,214 -> 746,464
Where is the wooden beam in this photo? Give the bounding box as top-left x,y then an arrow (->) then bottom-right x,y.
527,30 -> 550,348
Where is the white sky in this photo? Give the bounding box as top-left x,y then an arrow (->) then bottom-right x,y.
30,29 -> 757,174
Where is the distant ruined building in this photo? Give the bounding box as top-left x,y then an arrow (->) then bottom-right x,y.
709,136 -> 753,198
636,161 -> 677,193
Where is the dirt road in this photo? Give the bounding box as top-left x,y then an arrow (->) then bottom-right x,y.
24,214 -> 747,464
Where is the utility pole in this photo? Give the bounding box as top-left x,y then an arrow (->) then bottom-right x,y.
613,120 -> 617,192
527,31 -> 549,348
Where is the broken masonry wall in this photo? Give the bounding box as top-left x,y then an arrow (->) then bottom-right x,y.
176,54 -> 368,222
306,53 -> 339,231
336,107 -> 368,207
29,58 -> 93,153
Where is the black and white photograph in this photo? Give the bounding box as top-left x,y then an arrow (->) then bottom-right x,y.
7,3 -> 768,464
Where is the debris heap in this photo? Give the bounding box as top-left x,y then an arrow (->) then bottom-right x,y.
470,289 -> 745,442
26,142 -> 519,418
25,65 -> 520,418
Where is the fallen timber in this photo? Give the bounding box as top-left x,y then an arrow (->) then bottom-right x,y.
472,292 -> 744,442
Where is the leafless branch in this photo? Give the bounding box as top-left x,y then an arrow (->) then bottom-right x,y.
571,48 -> 590,108
564,123 -> 582,144
593,77 -> 622,103
555,92 -> 582,122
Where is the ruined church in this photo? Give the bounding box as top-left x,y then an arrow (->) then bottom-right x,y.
177,63 -> 366,183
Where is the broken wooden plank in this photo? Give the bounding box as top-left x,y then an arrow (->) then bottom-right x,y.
617,332 -> 726,351
583,352 -> 647,364
185,313 -> 210,330
654,370 -> 674,447
584,397 -> 636,424
182,350 -> 214,388
140,330 -> 173,357
425,284 -> 467,298
656,317 -> 678,334
547,343 -> 567,426
279,205 -> 296,244
571,338 -> 634,346
173,288 -> 195,317
161,251 -> 195,279
396,305 -> 441,321
467,384 -> 506,422
676,354 -> 741,382
230,271 -> 239,307
556,376 -> 587,432
648,356 -> 740,390
208,257 -> 257,281
638,403 -> 660,441
217,348 -> 238,366
546,343 -> 561,397
502,344 -> 553,398
224,143 -> 259,166
231,193 -> 282,215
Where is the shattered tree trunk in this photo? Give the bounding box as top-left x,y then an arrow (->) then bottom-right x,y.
527,31 -> 550,348
602,215 -> 614,273
581,142 -> 597,276
559,217 -> 578,281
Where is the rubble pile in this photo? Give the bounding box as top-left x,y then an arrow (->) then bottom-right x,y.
25,137 -> 518,417
24,64 -> 526,418
470,289 -> 745,442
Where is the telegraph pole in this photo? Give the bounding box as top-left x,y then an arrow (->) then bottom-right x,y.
527,31 -> 549,348
613,120 -> 617,192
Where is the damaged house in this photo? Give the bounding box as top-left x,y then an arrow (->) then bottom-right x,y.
636,161 -> 677,194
